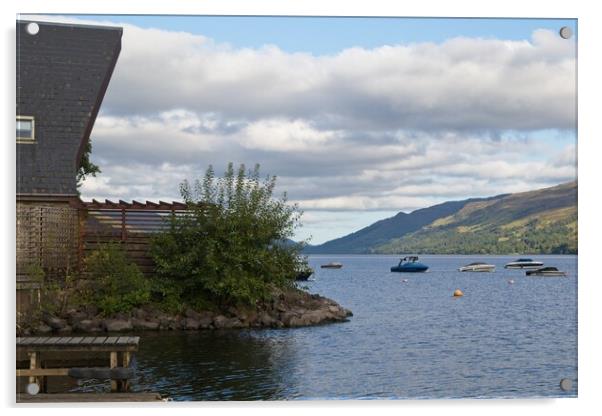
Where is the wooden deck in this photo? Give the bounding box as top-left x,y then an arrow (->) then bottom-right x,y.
17,336 -> 140,352
17,336 -> 142,395
17,392 -> 164,403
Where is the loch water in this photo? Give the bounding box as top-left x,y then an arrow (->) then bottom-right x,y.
73,255 -> 578,400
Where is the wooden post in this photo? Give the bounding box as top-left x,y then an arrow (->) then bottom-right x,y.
122,352 -> 131,392
28,352 -> 37,385
120,208 -> 127,242
110,351 -> 118,392
77,208 -> 86,272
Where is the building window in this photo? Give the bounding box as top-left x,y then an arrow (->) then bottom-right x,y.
17,116 -> 35,142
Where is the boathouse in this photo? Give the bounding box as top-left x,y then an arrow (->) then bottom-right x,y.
16,20 -> 122,306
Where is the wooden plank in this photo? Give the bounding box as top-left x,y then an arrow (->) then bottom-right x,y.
58,337 -> 74,344
67,337 -> 84,345
17,368 -> 69,377
16,392 -> 164,403
16,344 -> 139,353
116,337 -> 128,345
23,337 -> 41,345
104,337 -> 120,345
88,336 -> 106,345
118,336 -> 139,346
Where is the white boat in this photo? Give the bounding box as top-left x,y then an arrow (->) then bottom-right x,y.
320,262 -> 343,269
504,258 -> 544,269
526,267 -> 567,277
458,262 -> 495,272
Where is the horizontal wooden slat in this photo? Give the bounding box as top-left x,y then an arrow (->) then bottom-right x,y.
17,368 -> 70,377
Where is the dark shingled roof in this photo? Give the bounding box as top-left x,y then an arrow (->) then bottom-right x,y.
16,20 -> 122,197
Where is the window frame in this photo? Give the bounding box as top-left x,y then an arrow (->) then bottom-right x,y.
16,115 -> 35,143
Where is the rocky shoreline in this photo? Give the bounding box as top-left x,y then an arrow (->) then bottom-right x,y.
18,288 -> 353,336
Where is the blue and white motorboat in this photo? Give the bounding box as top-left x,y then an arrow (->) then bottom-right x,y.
390,256 -> 429,273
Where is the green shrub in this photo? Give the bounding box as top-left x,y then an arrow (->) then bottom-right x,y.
84,243 -> 150,315
150,163 -> 307,307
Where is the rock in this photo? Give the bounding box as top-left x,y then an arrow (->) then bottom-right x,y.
198,316 -> 214,329
44,316 -> 68,331
328,305 -> 340,314
224,318 -> 246,328
67,310 -> 88,325
103,319 -> 133,332
57,325 -> 72,334
302,310 -> 328,325
183,318 -> 201,330
280,312 -> 297,326
258,312 -> 277,327
34,323 -> 53,334
242,310 -> 258,325
73,319 -> 102,333
213,315 -> 229,329
184,308 -> 202,320
131,318 -> 159,330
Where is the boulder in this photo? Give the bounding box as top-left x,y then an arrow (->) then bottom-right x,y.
103,319 -> 133,332
198,316 -> 214,329
131,318 -> 159,330
34,323 -> 53,334
213,315 -> 229,329
280,312 -> 297,326
66,310 -> 88,325
183,318 -> 201,330
224,318 -> 246,329
242,310 -> 258,326
302,310 -> 328,325
73,319 -> 102,333
258,312 -> 277,327
328,305 -> 340,314
184,308 -> 203,320
57,325 -> 73,334
44,316 -> 68,331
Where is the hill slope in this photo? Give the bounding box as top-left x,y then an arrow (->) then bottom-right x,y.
305,181 -> 577,255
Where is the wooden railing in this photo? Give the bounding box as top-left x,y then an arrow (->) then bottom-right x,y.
80,200 -> 188,276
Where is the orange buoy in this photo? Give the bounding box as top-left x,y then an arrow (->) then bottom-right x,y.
453,289 -> 464,297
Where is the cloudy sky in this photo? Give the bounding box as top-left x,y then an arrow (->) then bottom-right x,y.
23,15 -> 578,244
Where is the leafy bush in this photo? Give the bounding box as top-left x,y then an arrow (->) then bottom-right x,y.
150,163 -> 306,307
84,243 -> 151,315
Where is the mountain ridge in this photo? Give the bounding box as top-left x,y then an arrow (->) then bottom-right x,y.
303,181 -> 577,255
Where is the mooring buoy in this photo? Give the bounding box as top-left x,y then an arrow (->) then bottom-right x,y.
453,289 -> 464,297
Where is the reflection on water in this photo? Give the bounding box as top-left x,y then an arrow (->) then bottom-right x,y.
131,331 -> 301,400
62,255 -> 577,400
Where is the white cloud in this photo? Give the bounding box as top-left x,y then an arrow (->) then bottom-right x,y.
23,15 -> 577,242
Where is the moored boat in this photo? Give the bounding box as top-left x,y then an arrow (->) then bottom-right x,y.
391,256 -> 429,273
504,258 -> 544,269
458,262 -> 495,272
526,267 -> 567,277
321,262 -> 343,269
